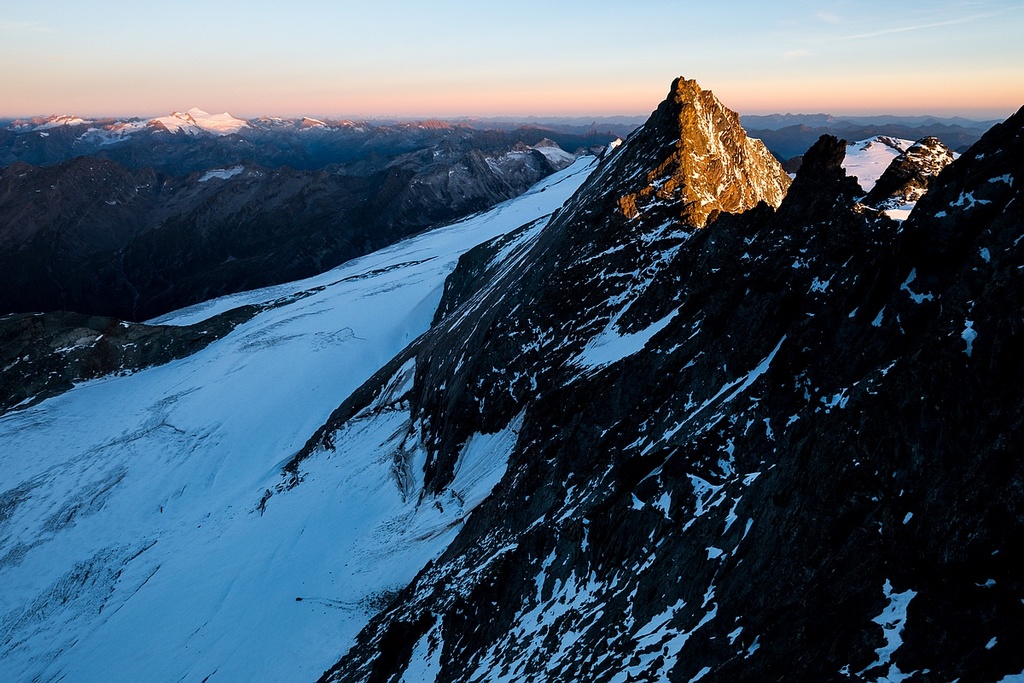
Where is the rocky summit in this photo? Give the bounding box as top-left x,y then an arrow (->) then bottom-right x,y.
289,83 -> 1024,681
615,78 -> 791,227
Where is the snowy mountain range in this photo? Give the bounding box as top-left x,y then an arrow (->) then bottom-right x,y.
0,111 -> 628,174
149,107 -> 250,135
1,77 -> 1023,682
841,135 -> 958,220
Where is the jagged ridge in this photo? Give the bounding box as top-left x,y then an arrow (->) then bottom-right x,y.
305,88 -> 1024,682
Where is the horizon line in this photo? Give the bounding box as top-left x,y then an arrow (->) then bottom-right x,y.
0,109 -> 1012,124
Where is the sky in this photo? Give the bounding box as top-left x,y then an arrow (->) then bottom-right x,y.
1,0 -> 1022,120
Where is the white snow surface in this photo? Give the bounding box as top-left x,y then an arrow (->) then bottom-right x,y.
843,137 -> 914,192
198,166 -> 245,182
80,120 -> 150,146
152,107 -> 249,135
857,579 -> 917,681
575,308 -> 679,370
34,115 -> 93,130
883,204 -> 916,222
0,157 -> 597,682
532,140 -> 578,168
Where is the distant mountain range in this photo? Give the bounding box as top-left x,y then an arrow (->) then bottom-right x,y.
0,110 -> 625,175
0,110 -> 998,167
0,113 -> 618,321
741,112 -> 1000,130
740,113 -> 995,159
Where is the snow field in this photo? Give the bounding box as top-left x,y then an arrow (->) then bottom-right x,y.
842,136 -> 913,192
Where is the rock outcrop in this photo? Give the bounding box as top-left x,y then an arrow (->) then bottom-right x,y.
0,307 -> 255,414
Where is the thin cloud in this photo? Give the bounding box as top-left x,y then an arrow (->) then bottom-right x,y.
783,49 -> 813,60
815,12 -> 842,24
840,13 -> 996,39
0,20 -> 56,35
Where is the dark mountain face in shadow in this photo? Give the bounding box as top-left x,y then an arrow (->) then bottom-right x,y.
291,80 -> 1024,682
0,129 -> 591,321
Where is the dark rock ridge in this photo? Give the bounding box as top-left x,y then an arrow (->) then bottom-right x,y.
863,136 -> 957,209
284,81 -> 1024,682
0,307 -> 254,415
0,142 -> 569,321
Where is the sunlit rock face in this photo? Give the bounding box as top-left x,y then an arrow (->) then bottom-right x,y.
615,77 -> 791,227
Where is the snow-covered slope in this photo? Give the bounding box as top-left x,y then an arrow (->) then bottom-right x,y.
842,136 -> 914,192
151,107 -> 249,135
531,138 -> 577,168
862,136 -> 959,221
0,157 -> 596,682
33,115 -> 94,130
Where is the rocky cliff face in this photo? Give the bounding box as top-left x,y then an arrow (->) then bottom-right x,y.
292,78 -> 795,498
285,83 -> 1024,682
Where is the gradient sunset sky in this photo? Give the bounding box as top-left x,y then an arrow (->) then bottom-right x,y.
2,0 -> 1022,120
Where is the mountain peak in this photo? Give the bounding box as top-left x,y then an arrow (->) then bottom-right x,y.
667,75 -> 718,111
149,108 -> 248,135
773,134 -> 864,225
615,76 -> 791,227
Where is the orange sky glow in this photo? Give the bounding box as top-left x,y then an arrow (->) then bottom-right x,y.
1,1 -> 1022,121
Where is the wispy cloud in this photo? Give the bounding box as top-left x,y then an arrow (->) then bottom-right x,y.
840,13 -> 996,40
782,49 -> 813,60
0,19 -> 56,35
815,12 -> 842,25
